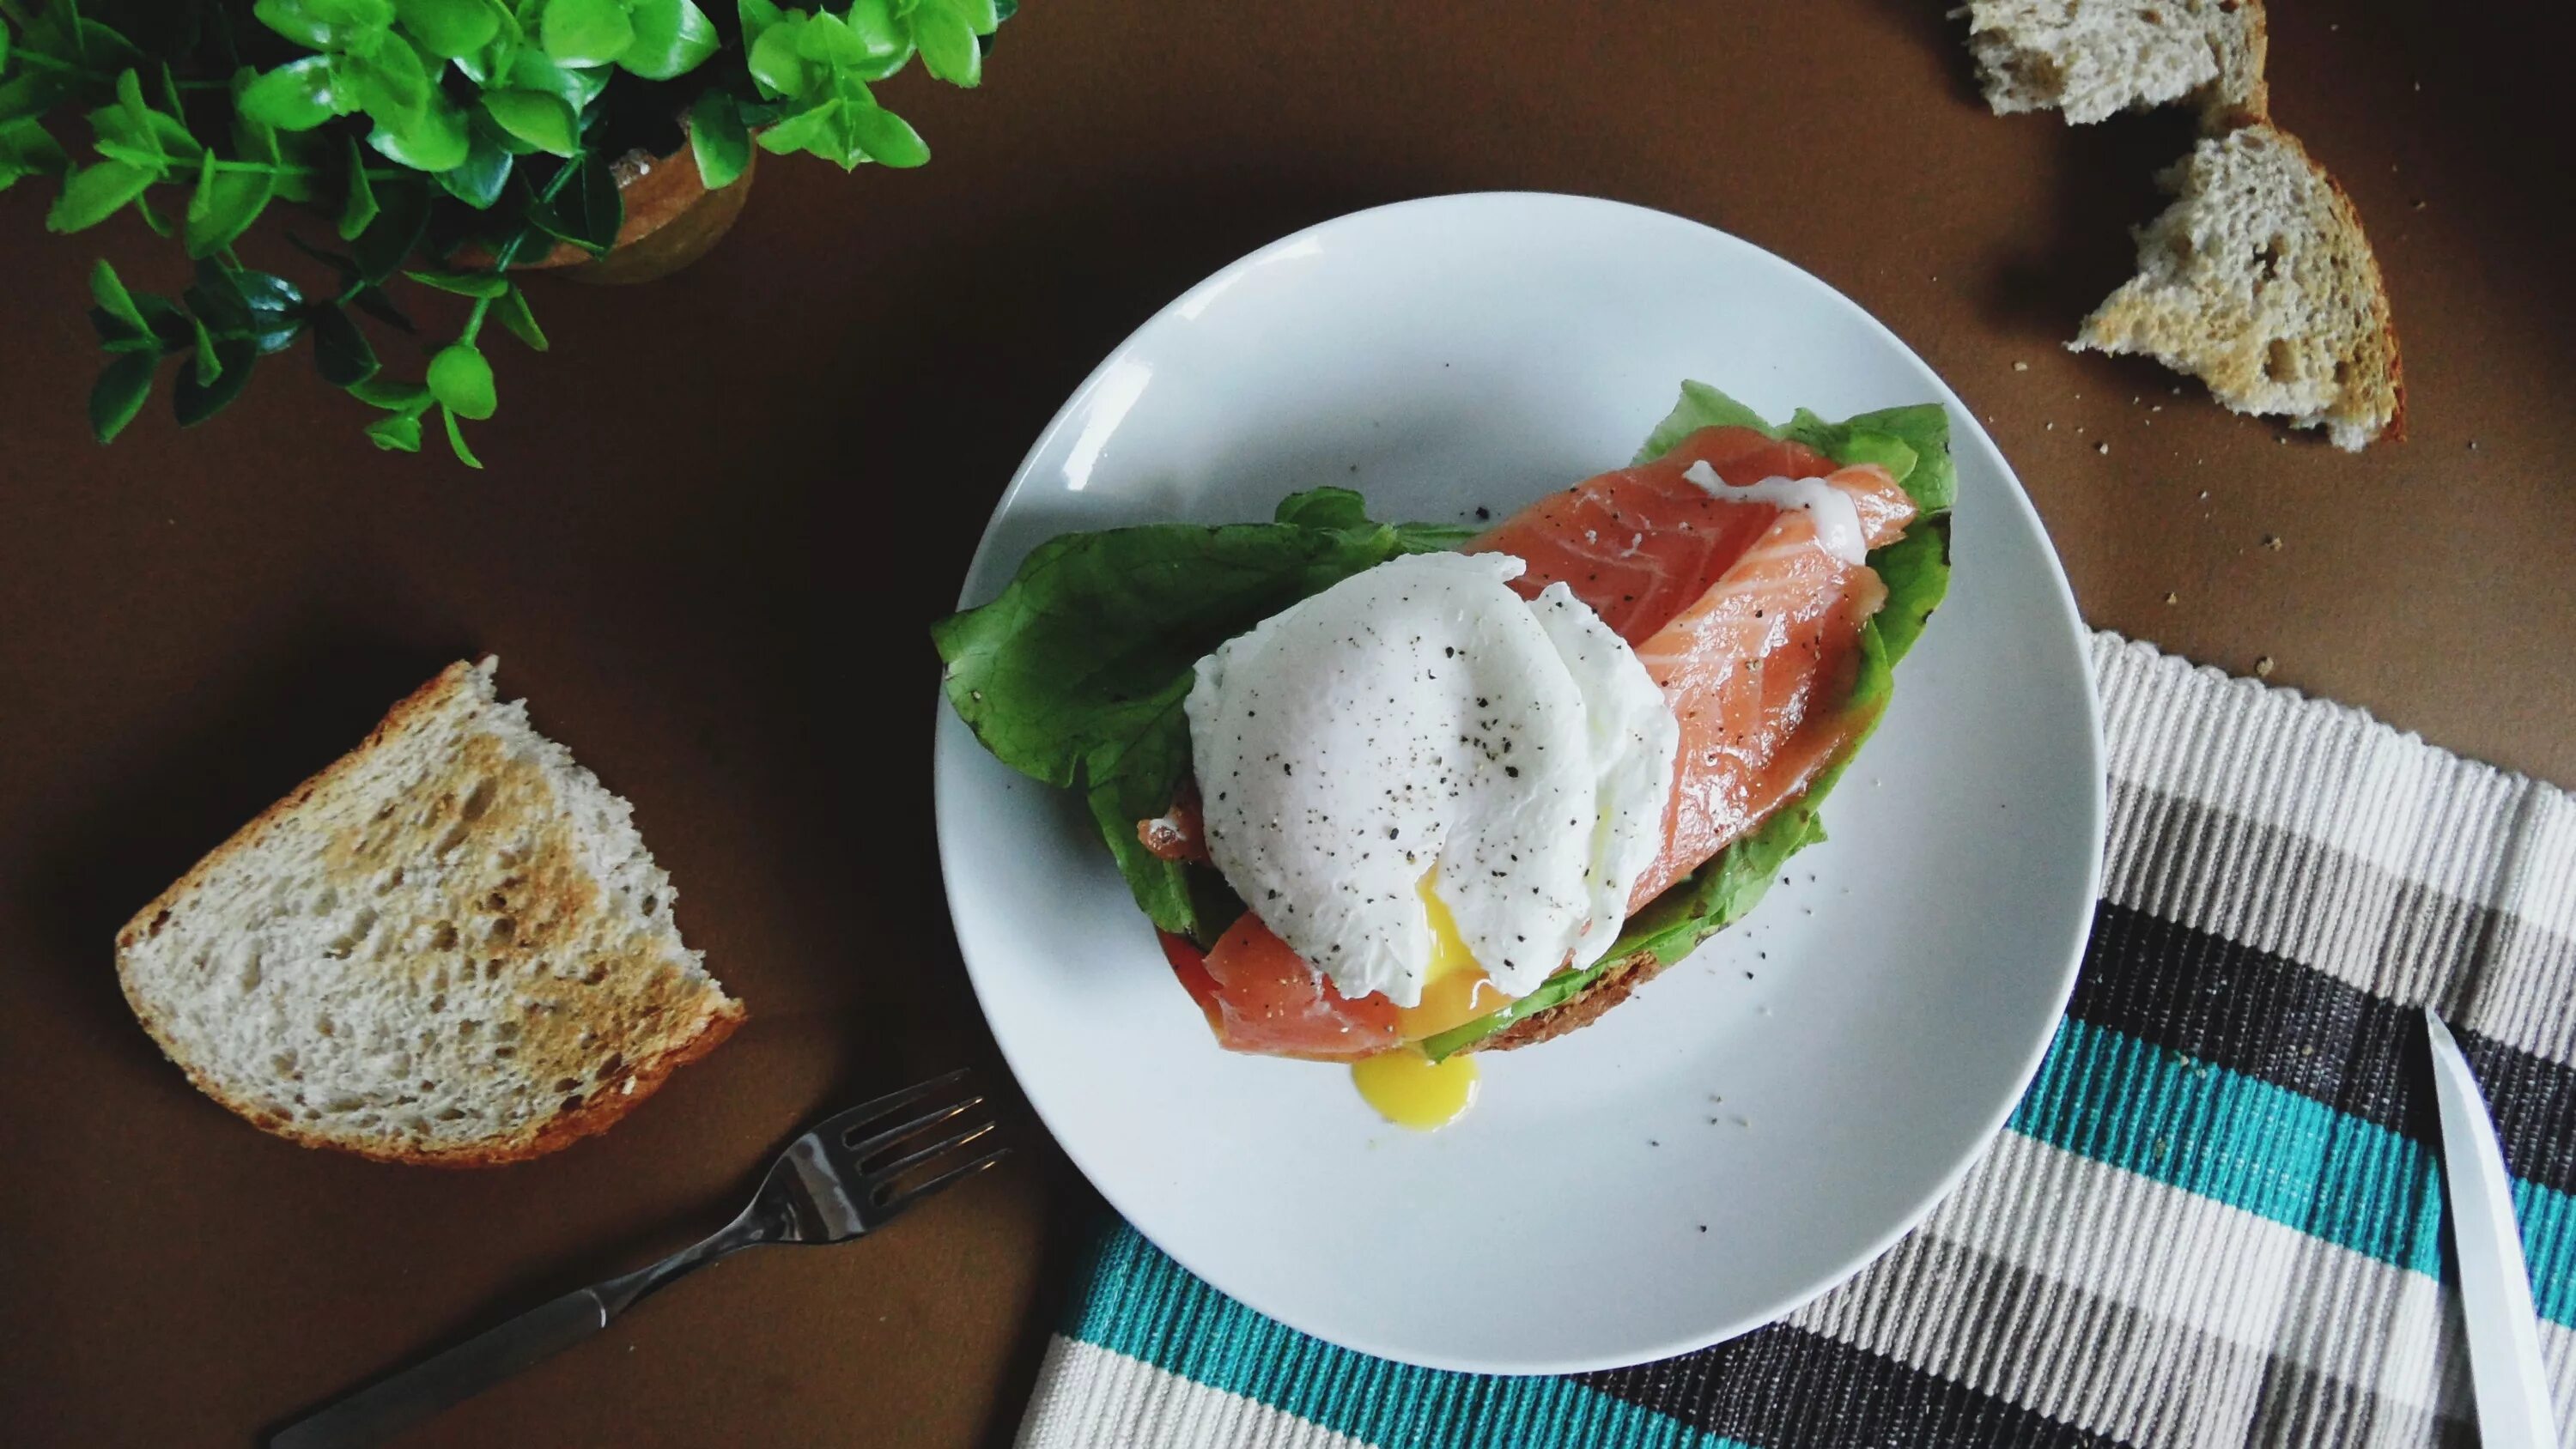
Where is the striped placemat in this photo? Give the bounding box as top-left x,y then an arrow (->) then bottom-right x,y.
1014,632 -> 2576,1449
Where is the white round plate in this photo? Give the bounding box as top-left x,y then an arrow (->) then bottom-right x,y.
935,193 -> 2104,1374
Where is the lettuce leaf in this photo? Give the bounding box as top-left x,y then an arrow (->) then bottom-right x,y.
933,488 -> 1467,939
1420,383 -> 1953,1059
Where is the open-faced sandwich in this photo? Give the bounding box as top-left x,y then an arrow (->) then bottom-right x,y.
935,383 -> 1953,1127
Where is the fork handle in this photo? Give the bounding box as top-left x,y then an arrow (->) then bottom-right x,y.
270,1287 -> 610,1449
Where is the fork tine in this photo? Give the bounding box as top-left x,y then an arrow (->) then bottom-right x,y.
874,1142 -> 1012,1217
848,1094 -> 986,1161
811,1068 -> 975,1143
864,1116 -> 1000,1183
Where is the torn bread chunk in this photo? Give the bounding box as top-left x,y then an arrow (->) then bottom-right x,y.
2073,124 -> 2403,451
1961,0 -> 2269,128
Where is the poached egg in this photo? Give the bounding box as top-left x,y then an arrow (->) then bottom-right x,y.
1184,551 -> 1679,1011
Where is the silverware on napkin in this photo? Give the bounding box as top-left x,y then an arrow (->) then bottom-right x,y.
2423,1009 -> 2556,1448
272,1069 -> 1011,1449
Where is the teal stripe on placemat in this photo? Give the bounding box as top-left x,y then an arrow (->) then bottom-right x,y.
2013,1016 -> 2576,1325
1065,1225 -> 1753,1449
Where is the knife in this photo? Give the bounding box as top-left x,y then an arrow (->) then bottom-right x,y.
2423,1008 -> 2557,1447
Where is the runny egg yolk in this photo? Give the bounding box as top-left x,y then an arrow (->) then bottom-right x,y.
1400,870 -> 1515,1040
1351,872 -> 1514,1131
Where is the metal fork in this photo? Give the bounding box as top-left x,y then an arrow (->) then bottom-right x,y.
272,1069 -> 1010,1449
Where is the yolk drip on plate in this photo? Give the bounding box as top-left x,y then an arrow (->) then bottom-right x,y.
1352,1047 -> 1479,1130
1351,872 -> 1506,1130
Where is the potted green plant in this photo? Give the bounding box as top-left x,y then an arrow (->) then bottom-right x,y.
0,0 -> 1012,464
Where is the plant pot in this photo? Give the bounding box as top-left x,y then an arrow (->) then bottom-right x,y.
519,145 -> 757,286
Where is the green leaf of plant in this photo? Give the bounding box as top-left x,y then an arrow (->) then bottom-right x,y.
949,0 -> 1001,36
88,306 -> 153,349
181,258 -> 251,331
0,118 -> 70,187
309,305 -> 380,386
830,0 -> 912,78
427,341 -> 496,418
175,337 -> 256,425
240,57 -> 349,131
46,161 -> 155,232
337,133 -> 379,239
89,351 -> 156,443
494,283 -> 548,350
908,0 -> 978,87
89,258 -> 149,336
396,0 -> 502,57
350,284 -> 417,331
351,178 -> 432,282
188,312 -> 223,386
543,0 -> 635,67
525,152 -> 620,252
184,156 -> 276,258
686,89 -> 748,189
225,270 -> 307,355
235,269 -> 307,317
478,88 -> 577,155
436,119 -> 514,206
738,0 -> 785,38
350,35 -> 433,129
844,0 -> 902,52
745,15 -> 815,98
366,93 -> 470,171
793,9 -> 870,64
440,405 -> 483,466
620,0 -> 716,79
367,410 -> 425,451
404,267 -> 510,296
754,99 -> 839,161
255,0 -> 395,47
349,375 -> 431,408
848,101 -> 927,167
136,295 -> 197,352
268,124 -> 330,203
505,49 -> 604,111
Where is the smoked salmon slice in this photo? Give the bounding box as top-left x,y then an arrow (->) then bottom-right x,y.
1467,427 -> 1914,645
1169,425 -> 1918,1058
1623,508 -> 1888,907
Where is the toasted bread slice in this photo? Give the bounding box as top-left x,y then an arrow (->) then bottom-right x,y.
115,659 -> 743,1167
1961,0 -> 2269,128
2074,124 -> 2404,450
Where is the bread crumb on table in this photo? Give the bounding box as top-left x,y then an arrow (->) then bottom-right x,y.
2255,656 -> 2277,678
2014,361 -> 2029,372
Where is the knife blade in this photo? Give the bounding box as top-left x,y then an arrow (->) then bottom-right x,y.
2423,1007 -> 2557,1447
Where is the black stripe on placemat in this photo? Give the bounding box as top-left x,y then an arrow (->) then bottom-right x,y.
2069,901 -> 2576,1195
1581,1324 -> 2127,1449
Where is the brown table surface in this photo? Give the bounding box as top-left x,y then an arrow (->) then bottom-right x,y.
3,3 -> 2569,1445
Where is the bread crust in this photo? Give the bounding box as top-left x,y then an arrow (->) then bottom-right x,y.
2307,153 -> 2407,443
114,659 -> 744,1168
1466,948 -> 1668,1053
